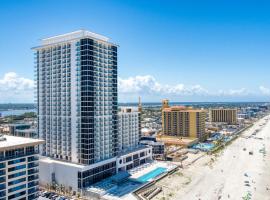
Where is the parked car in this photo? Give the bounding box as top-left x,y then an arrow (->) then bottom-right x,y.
56,197 -> 66,200
41,191 -> 49,197
52,195 -> 59,200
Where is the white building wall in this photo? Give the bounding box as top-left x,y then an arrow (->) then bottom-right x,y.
39,157 -> 117,192
118,108 -> 140,152
36,42 -> 73,161
70,40 -> 79,163
39,158 -> 79,191
35,30 -> 118,165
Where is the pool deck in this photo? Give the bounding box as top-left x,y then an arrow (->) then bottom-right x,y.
129,161 -> 175,179
136,167 -> 167,182
84,161 -> 177,200
191,142 -> 215,151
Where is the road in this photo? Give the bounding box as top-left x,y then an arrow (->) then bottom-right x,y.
153,115 -> 270,200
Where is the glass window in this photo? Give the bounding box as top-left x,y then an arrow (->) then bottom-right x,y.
8,184 -> 26,193
8,177 -> 26,186
8,164 -> 26,172
8,171 -> 26,179
8,158 -> 25,165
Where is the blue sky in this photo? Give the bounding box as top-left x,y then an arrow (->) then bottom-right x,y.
0,0 -> 270,103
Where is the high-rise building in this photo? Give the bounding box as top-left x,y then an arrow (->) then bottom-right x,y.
162,106 -> 207,141
0,135 -> 44,200
138,97 -> 142,138
118,107 -> 140,151
210,108 -> 238,124
34,30 -> 118,164
34,30 -> 152,193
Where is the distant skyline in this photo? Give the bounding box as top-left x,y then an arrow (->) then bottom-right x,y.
0,0 -> 270,103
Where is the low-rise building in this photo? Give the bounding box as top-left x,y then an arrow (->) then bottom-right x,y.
14,129 -> 37,139
116,146 -> 152,172
140,140 -> 164,159
8,124 -> 31,136
39,145 -> 152,193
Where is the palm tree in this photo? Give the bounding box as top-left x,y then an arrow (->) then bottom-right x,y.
65,188 -> 69,195
60,184 -> 64,194
68,186 -> 72,196
46,183 -> 50,191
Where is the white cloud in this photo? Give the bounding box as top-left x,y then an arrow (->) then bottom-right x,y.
118,75 -> 270,102
0,72 -> 269,103
119,75 -> 209,96
119,75 -> 253,97
259,86 -> 270,96
0,72 -> 34,103
217,88 -> 250,96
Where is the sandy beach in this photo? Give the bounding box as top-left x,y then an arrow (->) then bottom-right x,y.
153,115 -> 270,200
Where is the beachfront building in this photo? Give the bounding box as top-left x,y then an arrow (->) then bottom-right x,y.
0,135 -> 44,200
34,30 -> 151,194
138,97 -> 142,139
118,107 -> 140,151
210,108 -> 238,124
34,30 -> 118,164
140,140 -> 165,159
117,107 -> 152,171
162,104 -> 207,141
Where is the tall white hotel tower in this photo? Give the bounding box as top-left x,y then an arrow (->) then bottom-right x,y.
35,30 -> 118,164
33,30 -> 152,193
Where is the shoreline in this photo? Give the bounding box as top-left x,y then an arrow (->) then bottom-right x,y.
152,114 -> 270,200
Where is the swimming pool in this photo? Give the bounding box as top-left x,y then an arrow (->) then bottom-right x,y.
136,167 -> 167,183
191,143 -> 215,151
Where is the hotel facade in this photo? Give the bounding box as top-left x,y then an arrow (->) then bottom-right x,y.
34,30 -> 118,164
210,108 -> 238,124
162,102 -> 207,141
34,30 -> 151,193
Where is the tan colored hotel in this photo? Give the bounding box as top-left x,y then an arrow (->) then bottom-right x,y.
162,102 -> 207,141
210,108 -> 238,124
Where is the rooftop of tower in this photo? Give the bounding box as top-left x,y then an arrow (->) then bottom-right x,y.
162,106 -> 206,112
33,29 -> 117,49
0,135 -> 44,151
